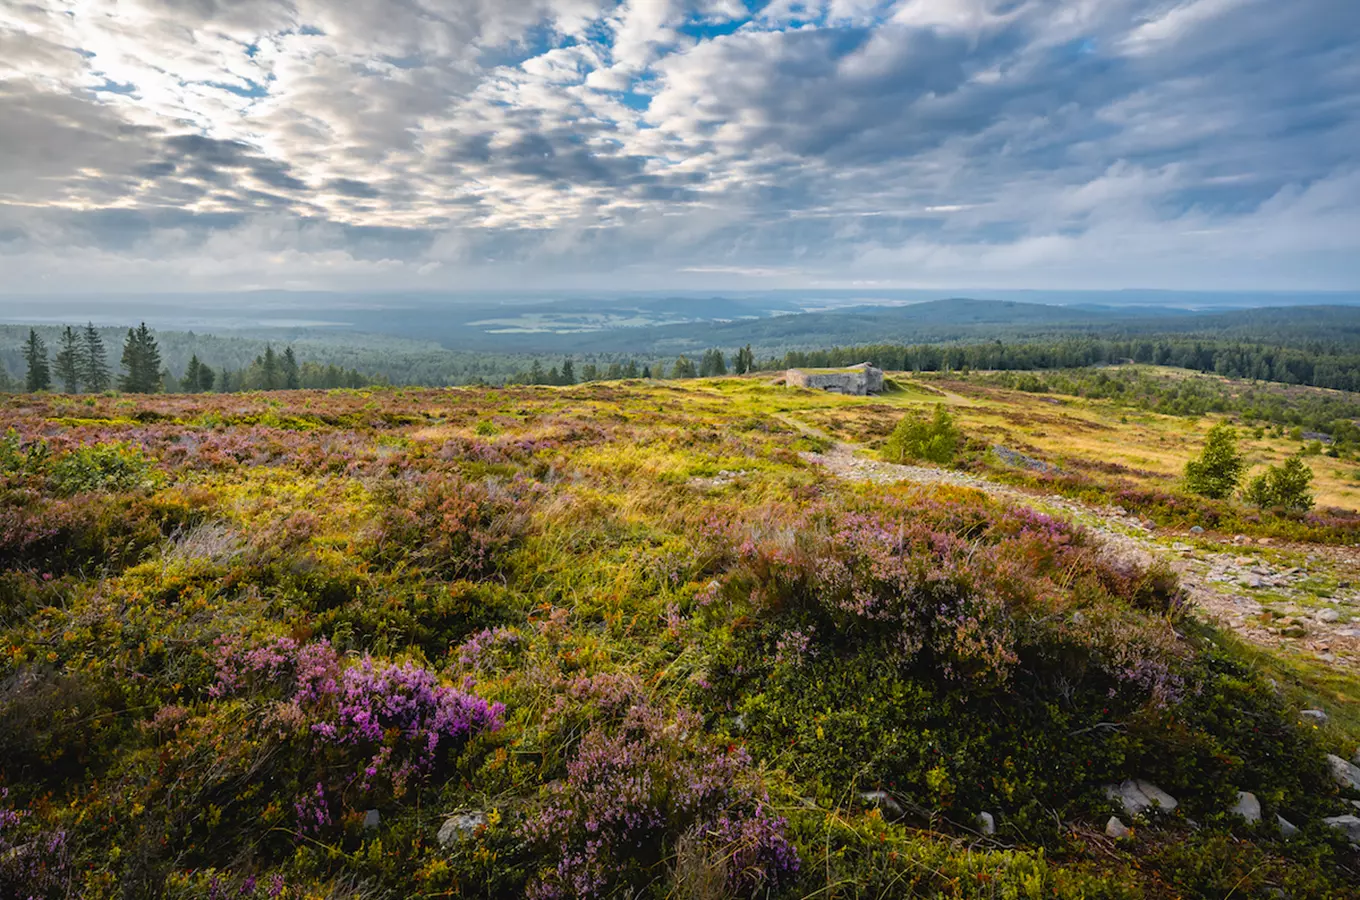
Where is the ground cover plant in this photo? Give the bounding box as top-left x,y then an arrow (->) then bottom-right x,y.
1,376 -> 1359,898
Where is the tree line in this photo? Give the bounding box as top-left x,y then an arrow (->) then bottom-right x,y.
505,345 -> 757,385
779,337 -> 1360,393
16,324 -> 379,395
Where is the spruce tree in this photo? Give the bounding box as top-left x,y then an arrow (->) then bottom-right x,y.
1185,423 -> 1244,499
184,355 -> 202,393
260,345 -> 279,390
79,323 -> 111,392
283,346 -> 300,390
198,362 -> 216,392
120,323 -> 163,393
529,360 -> 544,384
23,329 -> 51,392
561,359 -> 575,385
54,326 -> 82,393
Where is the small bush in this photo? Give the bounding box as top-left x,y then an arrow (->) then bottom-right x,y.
883,404 -> 960,465
49,442 -> 156,496
1243,455 -> 1315,511
1184,423 -> 1244,499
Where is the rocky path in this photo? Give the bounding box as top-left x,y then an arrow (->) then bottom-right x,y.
801,441 -> 1360,671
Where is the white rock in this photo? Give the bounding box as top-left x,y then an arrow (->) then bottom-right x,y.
1190,526 -> 1205,535
1327,754 -> 1360,791
1277,814 -> 1299,837
859,791 -> 905,821
438,810 -> 488,847
1300,709 -> 1329,725
1324,815 -> 1360,842
1105,816 -> 1130,839
977,811 -> 995,835
1317,609 -> 1341,623
1104,780 -> 1178,817
363,809 -> 380,829
1232,791 -> 1262,824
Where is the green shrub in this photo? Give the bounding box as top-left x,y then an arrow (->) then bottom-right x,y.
1243,455 -> 1315,511
49,442 -> 156,496
883,404 -> 960,465
1184,423 -> 1244,499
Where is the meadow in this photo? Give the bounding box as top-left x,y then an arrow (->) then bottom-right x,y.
2,371 -> 1359,898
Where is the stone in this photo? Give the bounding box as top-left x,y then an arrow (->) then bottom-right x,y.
1190,525 -> 1205,534
1231,791 -> 1262,824
1317,608 -> 1341,623
1327,754 -> 1360,791
977,811 -> 996,835
1105,816 -> 1131,839
363,809 -> 380,829
1277,814 -> 1300,837
859,790 -> 905,821
1300,709 -> 1329,725
1104,780 -> 1178,817
438,810 -> 488,847
1324,815 -> 1360,842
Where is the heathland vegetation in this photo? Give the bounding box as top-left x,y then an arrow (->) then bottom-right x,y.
3,366 -> 1360,897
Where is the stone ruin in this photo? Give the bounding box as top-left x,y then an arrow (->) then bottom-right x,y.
785,362 -> 884,396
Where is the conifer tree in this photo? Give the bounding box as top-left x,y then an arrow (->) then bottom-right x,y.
54,326 -> 82,393
283,346 -> 300,389
184,355 -> 203,393
581,363 -> 598,382
260,345 -> 280,390
198,362 -> 216,392
23,329 -> 51,392
670,355 -> 697,379
529,360 -> 544,384
119,323 -> 163,393
79,323 -> 111,392
561,358 -> 575,385
641,364 -> 652,378
623,360 -> 639,378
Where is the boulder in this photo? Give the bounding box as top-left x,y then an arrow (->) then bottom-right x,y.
1300,709 -> 1329,726
1104,780 -> 1178,817
1317,608 -> 1341,623
977,811 -> 996,835
1105,817 -> 1130,839
1327,754 -> 1360,791
363,809 -> 380,829
1231,791 -> 1262,824
1277,814 -> 1300,837
438,810 -> 488,847
1323,815 -> 1360,842
1190,526 -> 1205,535
859,790 -> 905,821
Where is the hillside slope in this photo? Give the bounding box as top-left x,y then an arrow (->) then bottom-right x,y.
2,379 -> 1359,898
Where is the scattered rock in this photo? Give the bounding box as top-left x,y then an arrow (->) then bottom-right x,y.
1281,624 -> 1308,638
438,810 -> 488,847
1190,525 -> 1205,535
1301,709 -> 1329,726
859,790 -> 905,821
1105,780 -> 1178,817
1327,754 -> 1360,791
1105,817 -> 1131,839
1323,815 -> 1360,842
363,809 -> 380,829
1277,814 -> 1300,837
977,811 -> 996,835
992,445 -> 1060,473
1316,608 -> 1341,623
1231,791 -> 1262,824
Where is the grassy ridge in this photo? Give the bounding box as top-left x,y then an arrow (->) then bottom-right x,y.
1,378 -> 1358,898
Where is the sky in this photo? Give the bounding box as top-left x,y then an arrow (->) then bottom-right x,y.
1,0 -> 1358,295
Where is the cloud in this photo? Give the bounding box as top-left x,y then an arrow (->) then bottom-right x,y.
0,0 -> 1356,292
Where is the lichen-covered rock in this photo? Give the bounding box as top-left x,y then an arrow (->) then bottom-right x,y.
1104,780 -> 1178,817
1231,791 -> 1261,824
1323,815 -> 1360,842
438,810 -> 488,847
1327,754 -> 1360,791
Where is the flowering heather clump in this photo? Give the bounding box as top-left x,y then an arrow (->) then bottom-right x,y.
0,788 -> 70,898
521,702 -> 798,899
212,637 -> 503,805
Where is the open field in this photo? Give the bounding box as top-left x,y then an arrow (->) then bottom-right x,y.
2,374 -> 1360,898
